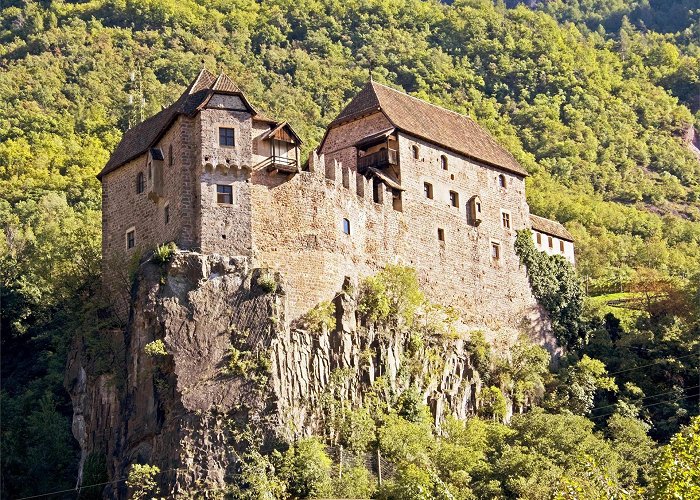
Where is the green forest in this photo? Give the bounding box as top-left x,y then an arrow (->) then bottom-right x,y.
1,0 -> 699,497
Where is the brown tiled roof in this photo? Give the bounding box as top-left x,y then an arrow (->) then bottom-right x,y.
329,81 -> 527,177
98,69 -> 258,179
530,214 -> 574,242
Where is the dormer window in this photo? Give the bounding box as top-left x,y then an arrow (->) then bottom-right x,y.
219,127 -> 235,147
441,155 -> 448,171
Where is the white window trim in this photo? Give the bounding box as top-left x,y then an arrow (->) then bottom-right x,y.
217,124 -> 237,148
215,184 -> 234,205
125,226 -> 136,250
490,239 -> 501,261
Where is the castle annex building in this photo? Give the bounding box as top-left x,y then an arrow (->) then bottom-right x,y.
99,69 -> 574,329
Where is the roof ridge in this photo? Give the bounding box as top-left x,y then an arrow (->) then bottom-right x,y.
370,80 -> 471,121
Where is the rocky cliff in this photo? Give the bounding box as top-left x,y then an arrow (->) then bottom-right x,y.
65,251 -> 535,498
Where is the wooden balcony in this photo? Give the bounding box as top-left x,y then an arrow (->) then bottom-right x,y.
260,155 -> 299,174
357,148 -> 398,171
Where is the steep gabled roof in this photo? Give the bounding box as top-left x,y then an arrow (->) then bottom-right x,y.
98,69 -> 258,179
530,214 -> 574,242
327,81 -> 527,177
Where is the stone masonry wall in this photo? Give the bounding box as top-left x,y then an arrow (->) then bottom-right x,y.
101,115 -> 198,315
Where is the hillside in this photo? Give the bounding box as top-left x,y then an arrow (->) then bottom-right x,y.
1,0 -> 699,497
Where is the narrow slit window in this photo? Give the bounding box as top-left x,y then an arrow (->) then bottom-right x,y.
491,242 -> 500,260
424,182 -> 433,199
559,240 -> 565,252
342,218 -> 351,235
168,144 -> 174,166
217,185 -> 233,204
219,127 -> 235,147
136,172 -> 145,194
502,212 -> 511,229
536,232 -> 542,245
449,191 -> 459,208
412,145 -> 420,159
373,179 -> 381,203
164,204 -> 170,224
437,228 -> 445,242
548,236 -> 553,249
441,155 -> 448,171
126,229 -> 135,250
498,174 -> 506,188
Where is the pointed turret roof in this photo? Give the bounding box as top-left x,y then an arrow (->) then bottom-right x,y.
98,69 -> 260,179
326,81 -> 527,177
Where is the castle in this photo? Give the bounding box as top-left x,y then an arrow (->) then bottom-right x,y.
98,69 -> 574,331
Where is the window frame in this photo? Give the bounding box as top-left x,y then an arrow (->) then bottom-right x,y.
342,218 -> 351,235
125,228 -> 135,250
449,190 -> 459,208
219,127 -> 235,147
423,182 -> 433,199
548,236 -> 554,249
136,172 -> 145,194
440,155 -> 448,171
490,240 -> 501,261
437,228 -> 445,242
559,240 -> 565,252
216,184 -> 233,205
501,210 -> 511,229
536,232 -> 542,245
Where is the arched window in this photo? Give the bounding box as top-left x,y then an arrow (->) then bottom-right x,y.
498,174 -> 506,188
412,145 -> 420,159
440,155 -> 448,170
136,172 -> 145,194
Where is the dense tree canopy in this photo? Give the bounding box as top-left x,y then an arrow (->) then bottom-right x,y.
1,0 -> 699,497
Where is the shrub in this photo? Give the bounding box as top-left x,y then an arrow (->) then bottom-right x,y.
477,386 -> 508,422
277,438 -> 333,498
223,345 -> 270,385
358,265 -> 424,327
257,272 -> 278,293
152,242 -> 176,265
126,464 -> 160,500
333,466 -> 376,499
144,339 -> 167,357
302,301 -> 336,334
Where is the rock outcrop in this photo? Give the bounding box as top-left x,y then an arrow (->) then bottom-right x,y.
65,251 -> 528,497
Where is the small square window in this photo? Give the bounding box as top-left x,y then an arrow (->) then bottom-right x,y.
449,191 -> 459,208
342,218 -> 351,235
491,242 -> 500,260
548,236 -> 554,249
502,212 -> 511,229
164,204 -> 170,224
219,127 -> 235,147
437,228 -> 445,242
424,182 -> 433,199
126,230 -> 135,250
559,240 -> 565,252
217,185 -> 233,204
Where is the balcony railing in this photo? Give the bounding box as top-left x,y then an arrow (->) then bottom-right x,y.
357,148 -> 398,171
259,155 -> 299,173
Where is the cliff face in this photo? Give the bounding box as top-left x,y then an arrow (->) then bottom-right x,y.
65,252 -> 523,497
